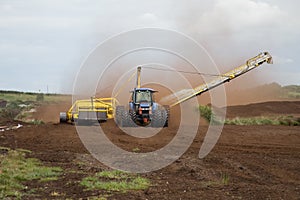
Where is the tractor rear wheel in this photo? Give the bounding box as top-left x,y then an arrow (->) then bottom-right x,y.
115,106 -> 137,127
151,110 -> 164,127
115,106 -> 124,126
163,105 -> 169,127
122,110 -> 137,127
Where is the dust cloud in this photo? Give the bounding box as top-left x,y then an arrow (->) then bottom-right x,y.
70,27 -> 277,107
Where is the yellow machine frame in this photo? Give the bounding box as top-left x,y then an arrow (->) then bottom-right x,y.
62,97 -> 117,123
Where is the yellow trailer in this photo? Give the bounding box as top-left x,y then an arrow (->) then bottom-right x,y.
60,97 -> 117,125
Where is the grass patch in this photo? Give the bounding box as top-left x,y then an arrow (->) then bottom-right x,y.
281,85 -> 300,99
85,195 -> 110,200
0,90 -> 70,103
0,147 -> 63,199
199,105 -> 213,122
201,172 -> 230,188
0,100 -> 39,122
0,90 -> 70,122
198,105 -> 299,126
199,105 -> 222,125
96,170 -> 130,179
0,92 -> 36,102
80,170 -> 150,193
0,101 -> 24,121
132,147 -> 140,152
225,116 -> 300,126
221,172 -> 229,185
28,119 -> 45,125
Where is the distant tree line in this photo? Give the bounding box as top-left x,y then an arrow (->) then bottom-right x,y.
0,90 -> 64,96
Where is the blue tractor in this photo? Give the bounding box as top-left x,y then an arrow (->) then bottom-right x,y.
115,67 -> 169,127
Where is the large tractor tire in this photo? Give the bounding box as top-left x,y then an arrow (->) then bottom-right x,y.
151,107 -> 169,128
151,110 -> 164,127
115,106 -> 137,127
59,112 -> 67,123
115,106 -> 124,126
122,110 -> 137,127
163,105 -> 170,127
129,110 -> 137,123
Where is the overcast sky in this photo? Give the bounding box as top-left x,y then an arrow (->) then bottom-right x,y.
0,0 -> 299,93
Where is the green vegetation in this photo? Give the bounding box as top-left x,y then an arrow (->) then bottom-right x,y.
80,170 -> 150,193
0,147 -> 63,199
221,172 -> 229,185
29,119 -> 45,125
0,90 -> 70,103
0,100 -> 35,121
132,147 -> 140,152
252,83 -> 300,99
225,116 -> 300,126
0,92 -> 36,102
199,105 -> 299,126
199,105 -> 221,125
0,101 -> 23,121
0,90 -> 70,122
281,85 -> 300,99
200,172 -> 230,188
199,105 -> 213,122
36,93 -> 44,102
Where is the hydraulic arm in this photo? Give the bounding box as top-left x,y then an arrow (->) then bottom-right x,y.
165,52 -> 273,107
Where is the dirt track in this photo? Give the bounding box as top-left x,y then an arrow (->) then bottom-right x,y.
0,101 -> 300,199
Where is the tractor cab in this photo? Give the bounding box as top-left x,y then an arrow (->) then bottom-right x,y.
129,88 -> 158,125
132,88 -> 156,105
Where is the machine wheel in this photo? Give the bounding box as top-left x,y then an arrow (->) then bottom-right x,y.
122,110 -> 137,127
116,106 -> 137,127
59,112 -> 67,123
115,106 -> 124,126
151,109 -> 165,127
129,110 -> 137,122
163,105 -> 170,127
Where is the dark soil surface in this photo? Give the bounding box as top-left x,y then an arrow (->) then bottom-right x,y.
0,101 -> 299,199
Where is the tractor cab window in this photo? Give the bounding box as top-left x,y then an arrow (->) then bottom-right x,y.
135,90 -> 152,103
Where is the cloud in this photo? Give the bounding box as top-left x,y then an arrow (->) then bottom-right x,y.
273,56 -> 294,64
0,0 -> 299,92
196,0 -> 286,35
0,17 -> 92,31
1,4 -> 12,11
140,13 -> 157,21
136,13 -> 176,29
172,0 -> 300,86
